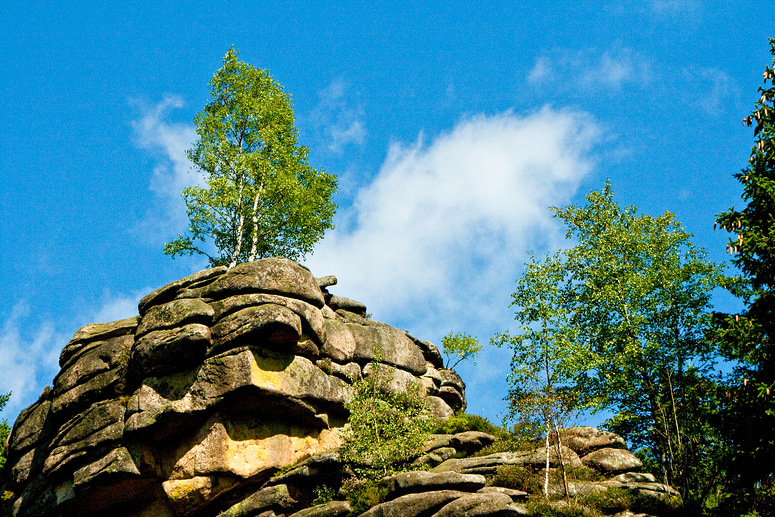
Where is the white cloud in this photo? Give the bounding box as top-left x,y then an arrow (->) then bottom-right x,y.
89,290 -> 145,323
682,66 -> 734,116
0,303 -> 63,422
130,96 -> 200,241
0,290 -> 146,424
528,45 -> 653,93
310,80 -> 366,153
307,107 -> 601,343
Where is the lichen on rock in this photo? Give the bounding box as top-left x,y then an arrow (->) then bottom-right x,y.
0,257 -> 677,517
0,258 -> 461,517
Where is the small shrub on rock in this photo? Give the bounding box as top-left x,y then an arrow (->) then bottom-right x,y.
341,362 -> 436,477
489,464 -> 543,494
550,466 -> 604,483
526,500 -> 595,517
340,477 -> 388,515
581,487 -> 684,516
311,484 -> 336,506
433,412 -> 508,438
474,434 -> 536,456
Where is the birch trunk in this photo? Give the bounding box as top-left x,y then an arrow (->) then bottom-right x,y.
554,420 -> 571,505
544,425 -> 550,498
228,174 -> 245,269
247,183 -> 264,262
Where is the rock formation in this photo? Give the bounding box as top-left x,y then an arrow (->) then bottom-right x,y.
0,258 -> 678,516
1,258 -> 461,517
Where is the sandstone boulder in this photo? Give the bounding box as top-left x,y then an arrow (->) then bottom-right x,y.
382,471 -> 486,498
551,426 -> 627,455
581,447 -> 643,473
0,258 -> 679,517
138,267 -> 227,316
348,322 -> 426,376
130,323 -> 211,379
288,500 -> 351,517
360,490 -> 469,517
203,258 -> 324,308
135,298 -> 215,338
431,491 -> 518,517
59,317 -> 139,368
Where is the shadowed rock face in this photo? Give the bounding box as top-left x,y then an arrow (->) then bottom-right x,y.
1,258 -> 463,517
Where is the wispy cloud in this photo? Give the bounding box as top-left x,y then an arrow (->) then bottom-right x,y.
681,66 -> 735,116
130,95 -> 200,242
528,45 -> 653,93
89,290 -> 145,323
310,80 -> 366,153
0,303 -> 64,422
0,290 -> 146,424
307,106 -> 601,337
306,107 -> 601,418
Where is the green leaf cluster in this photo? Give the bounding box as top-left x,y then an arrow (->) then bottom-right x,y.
441,332 -> 481,369
498,182 -> 726,505
0,392 -> 10,473
432,412 -> 507,439
340,363 -> 435,479
164,47 -> 337,268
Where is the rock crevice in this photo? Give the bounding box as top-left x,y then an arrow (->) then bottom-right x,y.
1,258 -> 462,517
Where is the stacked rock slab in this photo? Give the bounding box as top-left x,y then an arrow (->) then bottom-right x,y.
198,427 -> 676,517
1,258 -> 464,517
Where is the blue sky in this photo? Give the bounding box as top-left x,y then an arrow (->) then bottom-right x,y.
1,1 -> 773,427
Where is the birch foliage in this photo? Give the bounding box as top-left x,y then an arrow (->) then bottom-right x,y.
164,48 -> 337,268
499,183 -> 725,501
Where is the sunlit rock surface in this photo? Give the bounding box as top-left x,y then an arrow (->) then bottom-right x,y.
1,258 -> 460,517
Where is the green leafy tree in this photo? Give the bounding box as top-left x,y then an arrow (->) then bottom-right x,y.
715,38 -> 775,516
0,392 -> 10,472
441,332 -> 481,369
501,183 -> 725,506
493,252 -> 578,500
340,364 -> 435,478
165,47 -> 337,268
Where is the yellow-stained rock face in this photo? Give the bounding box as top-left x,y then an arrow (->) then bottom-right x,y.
167,413 -> 341,480
162,474 -> 239,516
1,258 -> 461,517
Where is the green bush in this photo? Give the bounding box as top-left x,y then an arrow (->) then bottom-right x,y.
433,412 -> 508,438
340,477 -> 388,516
526,500 -> 595,517
473,434 -> 537,456
489,464 -> 543,494
340,362 -> 436,477
550,466 -> 605,483
311,485 -> 336,506
0,391 -> 10,473
581,487 -> 684,516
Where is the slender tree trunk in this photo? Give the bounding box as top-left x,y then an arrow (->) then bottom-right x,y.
642,370 -> 672,485
228,174 -> 245,269
544,425 -> 550,498
553,420 -> 571,505
542,326 -> 551,499
667,366 -> 688,498
247,182 -> 264,262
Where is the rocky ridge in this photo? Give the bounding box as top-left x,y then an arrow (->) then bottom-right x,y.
0,258 -> 678,516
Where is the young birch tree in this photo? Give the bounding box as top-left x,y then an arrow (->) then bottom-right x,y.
493,252 -> 577,500
164,47 -> 337,268
499,183 -> 725,505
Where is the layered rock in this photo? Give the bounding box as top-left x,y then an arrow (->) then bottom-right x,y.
0,259 -> 678,517
0,258 -> 463,517
200,426 -> 674,517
